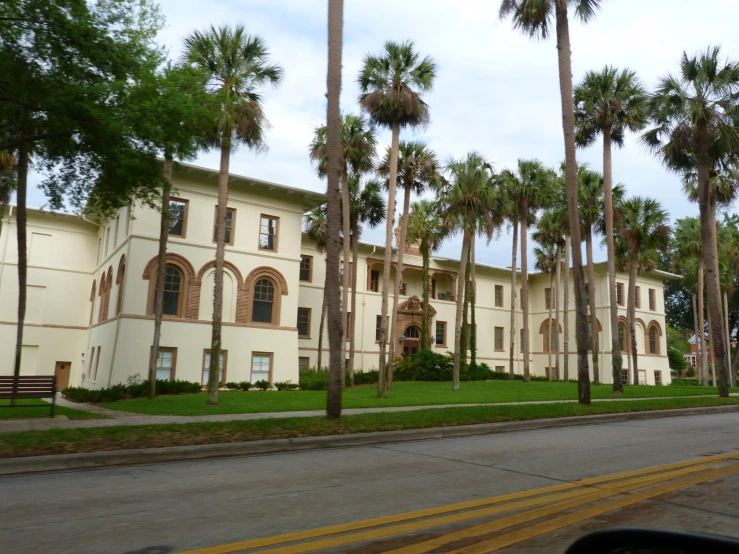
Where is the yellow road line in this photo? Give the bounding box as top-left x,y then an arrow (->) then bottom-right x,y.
384,463 -> 719,554
453,461 -> 739,553
253,463 -> 718,554
178,453 -> 737,554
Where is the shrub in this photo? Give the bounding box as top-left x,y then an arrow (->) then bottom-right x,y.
274,381 -> 299,391
62,379 -> 203,403
299,370 -> 329,391
347,369 -> 379,386
671,378 -> 701,387
238,381 -> 252,391
225,382 -> 241,390
394,350 -> 453,381
253,380 -> 272,391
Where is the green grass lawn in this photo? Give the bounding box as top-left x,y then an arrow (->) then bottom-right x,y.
0,399 -> 105,420
98,380 -> 738,416
4,396 -> 739,458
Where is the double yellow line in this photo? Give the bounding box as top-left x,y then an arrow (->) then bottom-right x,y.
180,453 -> 739,554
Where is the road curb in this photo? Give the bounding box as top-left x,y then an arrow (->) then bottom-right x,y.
2,404 -> 739,476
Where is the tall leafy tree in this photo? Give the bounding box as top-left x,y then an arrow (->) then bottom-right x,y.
616,197 -> 670,383
499,160 -> 556,381
184,25 -> 283,406
357,40 -> 436,397
407,199 -> 447,349
643,46 -> 739,397
437,153 -> 498,390
574,65 -> 647,393
304,206 -> 328,372
378,141 -> 438,386
500,0 -> 602,404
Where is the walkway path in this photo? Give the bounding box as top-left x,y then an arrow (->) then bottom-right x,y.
0,393 -> 732,433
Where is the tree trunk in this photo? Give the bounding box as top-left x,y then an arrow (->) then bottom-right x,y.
207,143 -> 230,405
421,243 -> 431,349
317,279 -> 327,371
509,218 -> 518,379
340,166 -> 350,389
628,243 -> 639,385
708,308 -> 716,387
548,268 -> 554,380
388,183 -> 412,388
698,257 -> 707,386
148,155 -> 172,400
10,140 -> 29,406
697,161 -> 729,396
555,2 -> 590,404
325,0 -> 344,418
692,292 -> 701,381
555,242 -> 561,380
585,227 -> 599,385
452,233 -> 471,391
563,234 -> 570,381
602,129 -> 623,393
377,121 -> 400,398
520,210 -> 530,382
724,291 -> 734,388
348,216 -> 360,386
470,233 -> 477,367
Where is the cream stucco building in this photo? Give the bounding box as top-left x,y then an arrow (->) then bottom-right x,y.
0,163 -> 676,389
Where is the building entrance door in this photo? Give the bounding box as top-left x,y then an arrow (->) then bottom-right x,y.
54,361 -> 71,390
403,326 -> 421,355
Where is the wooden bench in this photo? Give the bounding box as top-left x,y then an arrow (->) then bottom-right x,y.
0,376 -> 57,417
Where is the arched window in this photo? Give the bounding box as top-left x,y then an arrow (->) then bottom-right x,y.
404,326 -> 420,339
89,280 -> 96,326
162,266 -> 182,316
252,278 -> 275,323
98,273 -> 107,323
649,326 -> 658,354
618,322 -> 627,352
541,319 -> 560,353
116,256 -> 126,315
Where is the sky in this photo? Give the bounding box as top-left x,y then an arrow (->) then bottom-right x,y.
26,0 -> 739,269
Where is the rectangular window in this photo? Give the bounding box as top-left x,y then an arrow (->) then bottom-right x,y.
213,207 -> 236,245
520,328 -> 525,353
104,226 -> 110,258
635,286 -> 641,309
400,282 -> 407,296
340,261 -> 353,288
494,326 -> 504,351
376,315 -> 387,341
94,346 -> 101,380
616,283 -> 624,306
495,366 -> 505,373
299,357 -> 310,373
370,270 -> 380,292
168,198 -> 188,238
251,352 -> 272,383
346,311 -> 352,341
125,204 -> 132,236
654,371 -> 662,386
97,238 -> 102,263
649,289 -> 656,311
495,285 -> 503,307
155,348 -> 176,381
431,279 -> 436,299
113,215 -> 119,247
435,321 -> 447,347
545,288 -> 551,310
259,215 -> 279,251
88,347 -> 95,380
520,288 -> 523,310
297,308 -> 311,338
622,369 -> 629,384
300,256 -> 313,282
202,350 -> 226,386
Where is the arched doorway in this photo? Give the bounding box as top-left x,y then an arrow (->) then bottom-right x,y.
402,325 -> 421,355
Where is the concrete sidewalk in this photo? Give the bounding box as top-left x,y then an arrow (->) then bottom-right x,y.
0,393 -> 734,433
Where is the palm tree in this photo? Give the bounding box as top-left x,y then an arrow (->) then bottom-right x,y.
534,242 -> 558,379
358,41 -> 436,397
377,141 -> 438,387
617,197 -> 670,384
500,0 -> 601,405
309,114 -> 376,364
304,206 -> 328,372
437,153 -> 498,390
574,66 -> 647,394
499,160 -> 556,381
551,170 -> 572,381
643,46 -> 739,397
347,175 -> 385,385
407,199 -> 447,349
499,183 -> 520,378
324,0 -> 344,417
184,25 -> 284,406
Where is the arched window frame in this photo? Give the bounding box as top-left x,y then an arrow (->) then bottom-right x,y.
540,319 -> 562,353
143,253 -> 196,319
98,272 -> 107,323
89,280 -> 97,326
647,321 -> 662,355
245,266 -> 288,327
116,255 -> 126,315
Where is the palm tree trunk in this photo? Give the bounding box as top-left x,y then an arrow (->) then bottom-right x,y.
470,232 -> 477,367
348,217 -> 360,386
585,227 -> 599,385
325,0 -> 345,417
207,143 -> 230,405
692,292 -> 701,381
548,268 -> 554,380
10,139 -> 29,406
317,279 -> 327,371
509,219 -> 518,379
461,251 -> 470,364
555,243 -> 561,380
697,162 -> 729,396
341,167 -> 350,388
148,155 -> 172,400
452,232 -> 471,391
388,183 -> 412,388
708,308 -> 716,387
555,2 -> 590,404
602,129 -> 623,393
377,120 -> 400,398
521,210 -> 530,382
628,244 -> 639,385
698,258 -> 707,386
421,242 -> 431,349
563,234 -> 570,381
724,290 -> 734,388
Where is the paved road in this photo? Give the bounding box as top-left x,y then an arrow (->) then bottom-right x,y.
2,412 -> 739,553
